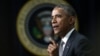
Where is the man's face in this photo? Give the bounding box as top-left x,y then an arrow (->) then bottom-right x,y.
51,7 -> 71,36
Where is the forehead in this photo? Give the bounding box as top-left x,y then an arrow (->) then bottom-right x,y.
52,7 -> 67,15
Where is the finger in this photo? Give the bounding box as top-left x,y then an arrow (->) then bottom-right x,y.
47,46 -> 54,54
48,44 -> 56,50
47,48 -> 51,53
49,44 -> 54,47
50,38 -> 56,45
47,47 -> 54,54
48,44 -> 55,50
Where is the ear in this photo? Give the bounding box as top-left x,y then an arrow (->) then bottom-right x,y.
69,16 -> 75,25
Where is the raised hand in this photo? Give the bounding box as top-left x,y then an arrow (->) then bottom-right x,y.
47,38 -> 58,56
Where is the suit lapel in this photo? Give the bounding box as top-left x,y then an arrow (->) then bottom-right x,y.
62,30 -> 77,56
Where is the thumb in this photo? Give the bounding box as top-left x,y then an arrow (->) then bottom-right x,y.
50,38 -> 56,45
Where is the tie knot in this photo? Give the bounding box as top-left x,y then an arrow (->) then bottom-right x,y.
60,41 -> 64,46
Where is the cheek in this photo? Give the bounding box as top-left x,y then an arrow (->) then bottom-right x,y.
61,19 -> 69,28
57,17 -> 69,27
59,20 -> 67,27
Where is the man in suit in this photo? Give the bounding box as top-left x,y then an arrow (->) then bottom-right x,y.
47,4 -> 93,56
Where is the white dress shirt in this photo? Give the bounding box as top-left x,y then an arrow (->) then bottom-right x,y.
61,28 -> 75,51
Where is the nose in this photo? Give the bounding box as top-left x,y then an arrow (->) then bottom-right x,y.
51,16 -> 57,24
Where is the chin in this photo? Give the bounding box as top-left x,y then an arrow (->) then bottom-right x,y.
54,31 -> 59,35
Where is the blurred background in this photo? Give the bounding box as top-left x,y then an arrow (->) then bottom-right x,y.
0,0 -> 99,56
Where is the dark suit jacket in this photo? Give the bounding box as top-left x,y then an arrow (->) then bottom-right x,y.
59,30 -> 93,56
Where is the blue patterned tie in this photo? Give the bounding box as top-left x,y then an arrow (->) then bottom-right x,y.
59,41 -> 64,56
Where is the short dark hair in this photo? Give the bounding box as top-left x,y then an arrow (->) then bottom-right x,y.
54,4 -> 77,17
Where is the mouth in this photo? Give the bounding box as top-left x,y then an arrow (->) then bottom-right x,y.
52,25 -> 59,30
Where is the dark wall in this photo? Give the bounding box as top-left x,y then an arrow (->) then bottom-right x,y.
96,0 -> 100,56
0,0 -> 99,56
0,0 -> 12,56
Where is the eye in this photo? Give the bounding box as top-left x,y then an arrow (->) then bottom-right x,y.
56,14 -> 62,18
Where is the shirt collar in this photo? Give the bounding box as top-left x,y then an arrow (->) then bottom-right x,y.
61,28 -> 75,44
